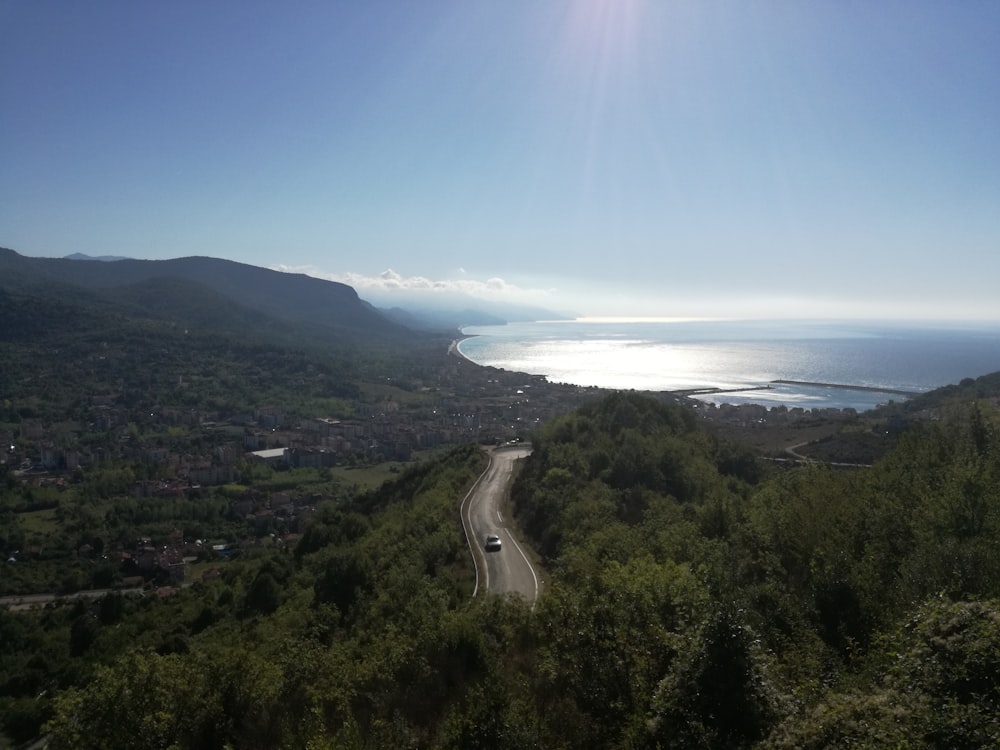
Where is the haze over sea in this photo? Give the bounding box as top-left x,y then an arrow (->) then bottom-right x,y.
457,319 -> 1000,412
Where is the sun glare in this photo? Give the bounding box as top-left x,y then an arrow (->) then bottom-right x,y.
565,0 -> 642,47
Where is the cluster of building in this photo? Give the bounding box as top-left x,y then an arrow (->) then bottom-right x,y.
2,354 -> 605,489
1,354 -> 616,592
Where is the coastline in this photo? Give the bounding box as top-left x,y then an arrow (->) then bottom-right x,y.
449,319 -> 1000,412
448,335 -> 475,362
449,335 -> 891,417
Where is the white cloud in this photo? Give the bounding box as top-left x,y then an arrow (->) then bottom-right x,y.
272,265 -> 555,303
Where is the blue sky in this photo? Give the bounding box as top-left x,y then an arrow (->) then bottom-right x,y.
2,1 -> 999,320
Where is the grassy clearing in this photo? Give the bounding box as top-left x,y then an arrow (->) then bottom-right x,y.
330,464 -> 403,491
332,448 -> 461,492
358,382 -> 434,406
17,506 -> 59,537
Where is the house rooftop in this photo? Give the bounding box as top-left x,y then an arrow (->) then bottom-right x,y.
248,448 -> 287,460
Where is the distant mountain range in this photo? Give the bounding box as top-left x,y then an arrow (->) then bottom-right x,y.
56,252 -> 573,331
0,248 -> 568,344
0,248 -> 414,345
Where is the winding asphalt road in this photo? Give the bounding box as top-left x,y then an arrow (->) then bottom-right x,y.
461,445 -> 539,605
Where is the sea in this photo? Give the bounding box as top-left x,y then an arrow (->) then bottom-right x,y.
456,319 -> 1000,412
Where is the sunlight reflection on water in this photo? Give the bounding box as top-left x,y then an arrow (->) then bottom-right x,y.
457,319 -> 1000,411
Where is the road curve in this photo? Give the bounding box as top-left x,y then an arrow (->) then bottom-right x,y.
461,446 -> 539,605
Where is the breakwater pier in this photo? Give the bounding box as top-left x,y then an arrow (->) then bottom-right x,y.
674,380 -> 921,399
770,380 -> 921,396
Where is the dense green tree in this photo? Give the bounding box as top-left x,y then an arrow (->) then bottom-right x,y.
648,604 -> 783,749
245,571 -> 282,615
46,647 -> 294,750
764,598 -> 1000,749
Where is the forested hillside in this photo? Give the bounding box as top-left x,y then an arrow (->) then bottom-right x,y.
0,248 -> 411,343
511,392 -> 1000,747
7,446 -> 494,748
4,389 -> 996,748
